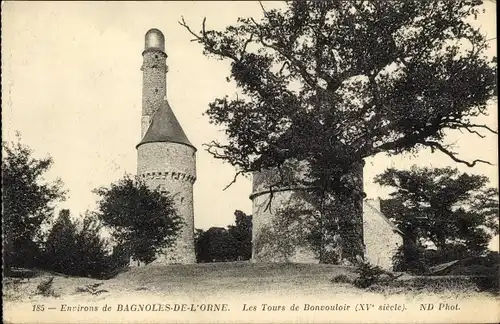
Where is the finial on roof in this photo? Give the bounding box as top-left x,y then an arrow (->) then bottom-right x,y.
145,28 -> 165,52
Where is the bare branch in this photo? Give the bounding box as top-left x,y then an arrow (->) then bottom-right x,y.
463,127 -> 486,138
223,170 -> 245,191
264,184 -> 276,212
258,1 -> 269,18
465,124 -> 498,134
240,34 -> 254,58
249,17 -> 320,90
179,16 -> 203,41
447,121 -> 498,138
202,17 -> 207,36
424,141 -> 493,167
263,163 -> 289,212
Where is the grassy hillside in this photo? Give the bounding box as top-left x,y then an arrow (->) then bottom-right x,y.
3,261 -> 498,304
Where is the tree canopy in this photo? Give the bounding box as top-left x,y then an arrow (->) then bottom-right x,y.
2,135 -> 66,270
181,0 -> 497,190
228,210 -> 253,260
93,175 -> 183,264
376,166 -> 499,269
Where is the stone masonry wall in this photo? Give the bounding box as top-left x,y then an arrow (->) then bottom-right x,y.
251,160 -> 319,263
251,189 -> 319,263
363,199 -> 403,271
141,50 -> 167,138
137,142 -> 196,264
251,161 -> 401,269
251,160 -> 365,264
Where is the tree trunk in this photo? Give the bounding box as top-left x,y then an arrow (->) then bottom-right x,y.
320,162 -> 365,265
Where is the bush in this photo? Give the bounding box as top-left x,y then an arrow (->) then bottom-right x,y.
331,274 -> 352,284
353,262 -> 388,289
36,277 -> 59,297
94,175 -> 183,264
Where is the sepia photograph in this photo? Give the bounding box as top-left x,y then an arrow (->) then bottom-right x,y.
2,1 -> 499,323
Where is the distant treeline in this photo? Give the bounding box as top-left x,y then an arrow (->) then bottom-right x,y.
195,210 -> 252,263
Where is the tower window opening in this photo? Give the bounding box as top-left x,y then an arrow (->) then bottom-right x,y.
155,89 -> 159,94
155,55 -> 158,59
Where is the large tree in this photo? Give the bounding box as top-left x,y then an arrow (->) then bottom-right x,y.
181,0 -> 497,264
93,175 -> 183,264
375,166 -> 499,269
2,135 -> 66,271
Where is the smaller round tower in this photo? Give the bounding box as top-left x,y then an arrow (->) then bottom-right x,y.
250,160 -> 317,263
250,160 -> 365,264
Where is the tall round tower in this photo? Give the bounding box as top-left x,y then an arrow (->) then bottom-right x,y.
136,28 -> 197,264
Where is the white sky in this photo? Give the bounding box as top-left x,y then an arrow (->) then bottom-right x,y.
1,2 -> 498,248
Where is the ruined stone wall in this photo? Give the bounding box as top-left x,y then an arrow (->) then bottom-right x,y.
362,199 -> 403,271
137,142 -> 196,264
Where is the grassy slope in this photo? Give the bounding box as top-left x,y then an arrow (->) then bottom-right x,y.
3,261 -> 497,303
116,262 -> 357,296
3,262 -> 357,302
5,262 -> 500,324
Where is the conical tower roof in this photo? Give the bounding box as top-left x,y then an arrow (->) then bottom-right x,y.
137,100 -> 195,150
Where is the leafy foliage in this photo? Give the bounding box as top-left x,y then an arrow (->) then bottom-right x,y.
43,209 -> 79,273
181,0 -> 496,180
2,135 -> 66,271
181,0 -> 497,264
36,277 -> 58,297
196,227 -> 238,262
195,210 -> 253,262
376,166 -> 499,272
227,210 -> 253,260
252,191 -> 320,262
392,243 -> 429,274
43,210 -> 127,279
353,262 -> 388,289
93,175 -> 183,264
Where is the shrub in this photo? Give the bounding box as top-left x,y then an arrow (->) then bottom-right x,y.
353,262 -> 388,289
2,136 -> 66,272
94,175 -> 183,264
36,277 -> 59,297
331,274 -> 352,284
75,283 -> 109,295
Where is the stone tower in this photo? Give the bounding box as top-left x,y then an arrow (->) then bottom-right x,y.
250,161 -> 403,270
250,161 -> 365,264
136,28 -> 197,264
